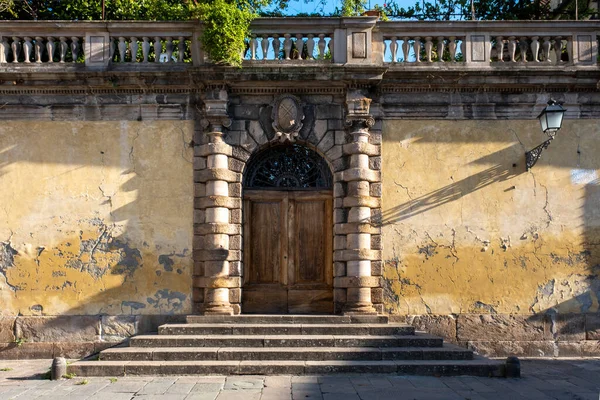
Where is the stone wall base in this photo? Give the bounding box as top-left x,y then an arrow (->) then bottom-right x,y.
390,312 -> 600,358
0,315 -> 186,360
1,313 -> 599,359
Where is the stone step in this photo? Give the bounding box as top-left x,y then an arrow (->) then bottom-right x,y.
69,358 -> 505,377
185,314 -> 389,324
159,323 -> 415,336
129,334 -> 443,348
99,345 -> 473,362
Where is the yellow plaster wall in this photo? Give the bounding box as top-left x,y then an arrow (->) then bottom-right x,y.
382,119 -> 600,315
0,121 -> 194,316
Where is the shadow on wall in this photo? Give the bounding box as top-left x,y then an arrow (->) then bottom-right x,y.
0,120 -> 195,352
377,145 -> 523,226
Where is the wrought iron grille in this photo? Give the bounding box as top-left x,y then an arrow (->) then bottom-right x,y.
244,144 -> 333,190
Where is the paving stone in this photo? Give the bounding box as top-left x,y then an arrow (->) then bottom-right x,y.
215,389 -> 261,399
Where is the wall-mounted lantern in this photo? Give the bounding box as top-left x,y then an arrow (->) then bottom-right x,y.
525,99 -> 566,170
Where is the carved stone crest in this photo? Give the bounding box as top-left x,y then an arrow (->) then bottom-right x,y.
271,94 -> 304,142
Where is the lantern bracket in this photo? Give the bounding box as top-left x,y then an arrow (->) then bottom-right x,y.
525,137 -> 554,171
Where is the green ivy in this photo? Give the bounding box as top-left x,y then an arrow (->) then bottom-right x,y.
191,0 -> 256,67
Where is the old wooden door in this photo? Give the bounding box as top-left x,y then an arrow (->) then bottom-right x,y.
243,189 -> 333,314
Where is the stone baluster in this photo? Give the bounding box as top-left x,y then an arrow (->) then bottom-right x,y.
318,34 -> 326,59
448,36 -> 456,62
295,34 -> 303,60
250,35 -> 258,60
336,91 -> 381,315
196,89 -> 239,315
178,36 -> 186,62
542,36 -> 551,62
389,36 -> 398,63
495,36 -> 504,61
71,37 -> 80,62
34,37 -> 43,63
508,36 -> 517,62
11,37 -> 21,63
23,37 -> 32,63
413,37 -> 421,62
142,37 -> 150,62
59,37 -> 68,63
272,35 -> 281,60
424,37 -> 433,62
519,37 -> 528,62
554,36 -> 563,63
0,37 -> 9,63
129,37 -> 138,62
46,37 -> 55,63
166,37 -> 173,62
306,34 -> 315,60
401,37 -> 409,62
261,35 -> 269,60
530,36 -> 540,62
459,39 -> 465,61
328,36 -> 333,59
565,36 -> 572,63
283,34 -> 292,60
154,37 -> 162,62
118,37 -> 127,62
437,36 -> 445,62
109,37 -> 116,61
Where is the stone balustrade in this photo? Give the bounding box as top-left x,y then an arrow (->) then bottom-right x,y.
0,19 -> 597,69
378,21 -> 598,66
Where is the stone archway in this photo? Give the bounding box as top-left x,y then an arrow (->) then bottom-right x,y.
192,89 -> 383,315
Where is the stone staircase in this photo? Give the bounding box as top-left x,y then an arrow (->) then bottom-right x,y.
68,315 -> 505,377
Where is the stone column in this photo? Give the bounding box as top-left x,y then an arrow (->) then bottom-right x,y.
334,90 -> 382,315
193,88 -> 241,315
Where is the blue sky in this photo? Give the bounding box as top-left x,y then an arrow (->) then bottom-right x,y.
276,0 -> 417,15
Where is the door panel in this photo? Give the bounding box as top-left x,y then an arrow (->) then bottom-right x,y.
243,190 -> 333,314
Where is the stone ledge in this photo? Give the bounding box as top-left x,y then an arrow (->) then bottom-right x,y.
342,196 -> 381,208
197,142 -> 233,157
194,223 -> 241,235
334,276 -> 382,288
335,223 -> 380,235
15,316 -> 100,343
193,250 -> 242,262
467,340 -> 556,358
334,249 -> 382,262
195,196 -> 241,210
343,142 -> 380,156
457,314 -> 550,341
194,169 -> 241,183
193,276 -> 242,289
335,168 -> 380,183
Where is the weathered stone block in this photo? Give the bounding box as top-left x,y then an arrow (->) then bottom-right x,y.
230,209 -> 242,224
406,315 -> 457,343
53,342 -> 96,358
229,261 -> 243,277
334,262 -> 346,277
326,145 -> 343,161
457,314 -> 550,341
194,169 -> 240,183
328,119 -> 343,131
230,288 -> 241,304
194,183 -> 206,198
229,183 -> 242,198
586,313 -> 600,340
371,261 -> 383,276
334,235 -> 346,251
370,183 -> 382,198
369,156 -> 381,171
317,131 -> 335,153
15,316 -> 100,343
248,120 -> 267,145
369,131 -> 382,145
371,288 -> 384,303
334,276 -> 381,288
193,156 -> 207,171
313,120 -> 328,143
0,342 -> 54,359
230,235 -> 242,250
193,261 -> 204,276
102,315 -> 136,339
232,146 -> 251,162
467,340 -> 555,357
193,276 -> 242,288
136,315 -> 186,334
557,340 -> 600,357
0,317 -> 16,342
371,235 -> 381,250
233,104 -> 261,120
554,313 -> 586,341
193,209 -> 205,224
335,130 -> 346,145
228,157 -> 244,173
334,183 -> 345,198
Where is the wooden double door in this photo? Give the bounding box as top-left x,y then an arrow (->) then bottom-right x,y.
242,190 -> 333,314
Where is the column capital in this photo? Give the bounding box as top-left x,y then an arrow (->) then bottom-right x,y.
202,87 -> 232,133
345,90 -> 374,138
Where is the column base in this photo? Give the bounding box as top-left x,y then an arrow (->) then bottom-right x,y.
342,302 -> 378,315
203,303 -> 234,315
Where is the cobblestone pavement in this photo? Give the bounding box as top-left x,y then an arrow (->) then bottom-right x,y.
0,359 -> 599,399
